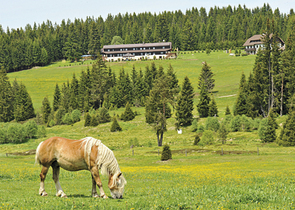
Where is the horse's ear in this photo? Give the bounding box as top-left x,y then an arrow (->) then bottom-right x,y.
118,172 -> 122,178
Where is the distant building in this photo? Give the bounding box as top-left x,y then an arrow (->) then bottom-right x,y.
243,34 -> 285,55
101,42 -> 173,61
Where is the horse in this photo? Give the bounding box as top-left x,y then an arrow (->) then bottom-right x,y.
35,136 -> 126,199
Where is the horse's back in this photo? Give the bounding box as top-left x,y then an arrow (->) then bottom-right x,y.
36,137 -> 87,170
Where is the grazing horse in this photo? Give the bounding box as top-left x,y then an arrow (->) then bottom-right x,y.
35,136 -> 126,199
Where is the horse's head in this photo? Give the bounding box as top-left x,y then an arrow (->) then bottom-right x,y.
108,172 -> 127,199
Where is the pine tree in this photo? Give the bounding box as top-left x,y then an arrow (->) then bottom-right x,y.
225,105 -> 231,115
234,72 -> 248,115
53,83 -> 61,111
90,114 -> 99,127
263,109 -> 278,143
198,61 -> 215,92
218,123 -> 228,144
121,102 -> 135,122
0,67 -> 14,122
84,112 -> 91,127
208,96 -> 218,117
41,96 -> 51,124
98,106 -> 111,123
161,144 -> 172,161
175,76 -> 194,126
197,83 -> 211,118
110,116 -> 122,132
279,110 -> 295,146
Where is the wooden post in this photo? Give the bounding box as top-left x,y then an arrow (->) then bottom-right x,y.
6,153 -> 8,157
185,149 -> 187,157
132,150 -> 134,156
158,149 -> 159,156
221,148 -> 223,156
257,147 -> 259,155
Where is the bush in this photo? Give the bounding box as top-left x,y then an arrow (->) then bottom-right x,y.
84,113 -> 91,127
110,116 -> 122,132
199,130 -> 215,146
7,123 -> 25,143
258,118 -> 268,141
161,144 -> 172,161
230,115 -> 241,132
90,115 -> 99,127
37,125 -> 47,138
197,125 -> 205,133
0,126 -> 7,144
55,107 -> 66,125
62,113 -> 73,125
99,107 -> 111,123
24,120 -> 38,139
193,135 -> 200,145
71,109 -> 81,123
121,102 -> 135,122
240,115 -> 252,132
48,119 -> 56,127
205,117 -> 220,132
191,119 -> 198,132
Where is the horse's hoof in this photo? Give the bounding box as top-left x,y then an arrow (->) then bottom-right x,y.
61,194 -> 68,198
102,195 -> 108,199
93,194 -> 100,198
41,192 -> 48,197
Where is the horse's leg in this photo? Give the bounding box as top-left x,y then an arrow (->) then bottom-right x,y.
91,175 -> 99,198
39,166 -> 49,196
90,167 -> 108,198
52,162 -> 67,198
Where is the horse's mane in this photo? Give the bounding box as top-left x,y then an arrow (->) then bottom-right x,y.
83,137 -> 120,176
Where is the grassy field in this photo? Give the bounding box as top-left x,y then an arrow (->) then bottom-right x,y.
8,51 -> 255,112
2,52 -> 295,209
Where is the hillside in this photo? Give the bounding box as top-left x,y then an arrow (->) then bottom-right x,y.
8,51 -> 256,113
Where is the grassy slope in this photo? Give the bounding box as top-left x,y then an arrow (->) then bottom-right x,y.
3,52 -> 295,209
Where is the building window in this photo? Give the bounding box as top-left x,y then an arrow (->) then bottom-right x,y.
108,49 -> 110,52
133,48 -> 135,50
143,47 -> 145,50
153,47 -> 155,49
163,47 -> 165,49
120,49 -> 122,51
140,48 -> 142,50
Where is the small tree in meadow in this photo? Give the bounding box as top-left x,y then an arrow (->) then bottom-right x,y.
199,130 -> 214,146
225,105 -> 231,115
191,119 -> 198,132
161,144 -> 172,161
205,117 -> 220,132
84,113 -> 91,127
121,102 -> 135,122
208,97 -> 218,117
193,135 -> 201,145
90,115 -> 99,127
218,123 -> 228,144
110,116 -> 122,132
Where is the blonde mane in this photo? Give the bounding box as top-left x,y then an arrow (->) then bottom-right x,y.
83,137 -> 120,176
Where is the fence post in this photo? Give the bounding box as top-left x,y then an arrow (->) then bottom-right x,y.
132,150 -> 134,156
185,149 -> 187,157
221,148 -> 223,156
257,147 -> 259,155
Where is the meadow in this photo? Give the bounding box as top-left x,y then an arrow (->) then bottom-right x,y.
2,52 -> 295,209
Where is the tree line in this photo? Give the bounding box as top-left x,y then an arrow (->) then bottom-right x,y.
0,4 -> 295,72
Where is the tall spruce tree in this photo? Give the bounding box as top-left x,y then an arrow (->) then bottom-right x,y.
279,110 -> 295,146
175,76 -> 194,126
263,109 -> 278,142
234,72 -> 248,116
197,82 -> 211,118
0,67 -> 14,122
41,96 -> 51,124
198,61 -> 215,92
53,83 -> 61,111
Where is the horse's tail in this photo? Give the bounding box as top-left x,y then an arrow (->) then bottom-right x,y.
35,141 -> 44,165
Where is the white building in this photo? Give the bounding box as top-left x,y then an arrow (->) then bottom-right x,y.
101,42 -> 173,61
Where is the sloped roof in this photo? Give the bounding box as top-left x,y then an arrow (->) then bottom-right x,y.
243,34 -> 285,47
102,42 -> 172,49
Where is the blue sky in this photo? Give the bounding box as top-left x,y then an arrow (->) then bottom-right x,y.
0,0 -> 293,30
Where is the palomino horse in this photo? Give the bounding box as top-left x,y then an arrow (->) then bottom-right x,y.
35,136 -> 126,199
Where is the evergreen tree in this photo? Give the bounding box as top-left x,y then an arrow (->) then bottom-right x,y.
225,105 -> 231,115
208,96 -> 218,117
279,110 -> 295,146
90,114 -> 99,127
218,123 -> 228,144
41,96 -> 51,124
0,67 -> 14,122
161,144 -> 172,161
175,76 -> 194,126
84,112 -> 91,127
110,116 -> 122,132
53,83 -> 61,111
263,109 -> 278,142
197,82 -> 211,118
234,72 -> 248,115
121,102 -> 135,122
98,106 -> 111,123
198,61 -> 215,92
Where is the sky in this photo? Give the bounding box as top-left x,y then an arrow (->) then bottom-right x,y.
0,0 -> 293,30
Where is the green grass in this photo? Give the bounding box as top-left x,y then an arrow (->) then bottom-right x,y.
3,52 -> 294,209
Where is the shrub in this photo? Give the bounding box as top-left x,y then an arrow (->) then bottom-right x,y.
0,126 -> 7,144
199,130 -> 214,146
198,125 -> 205,133
121,102 -> 135,121
193,135 -> 200,145
90,115 -> 99,127
110,116 -> 122,132
84,113 -> 91,127
62,113 -> 73,125
7,123 -> 25,143
99,107 -> 111,123
230,115 -> 241,132
191,119 -> 198,132
71,109 -> 81,123
24,120 -> 38,139
55,107 -> 66,125
205,117 -> 220,132
258,118 -> 268,141
218,123 -> 228,144
161,144 -> 172,161
240,115 -> 252,132
37,125 -> 47,138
